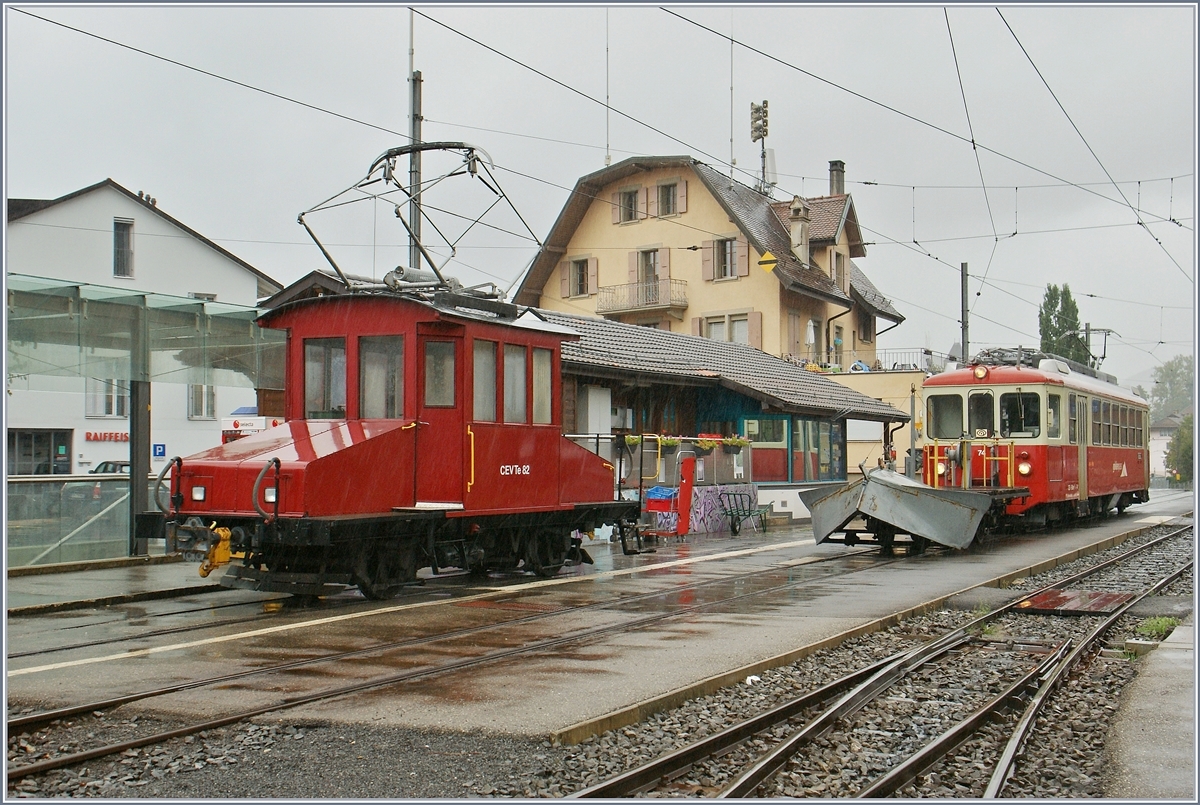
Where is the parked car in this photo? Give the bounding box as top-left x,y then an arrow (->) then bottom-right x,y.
62,463 -> 132,518
89,461 -> 131,474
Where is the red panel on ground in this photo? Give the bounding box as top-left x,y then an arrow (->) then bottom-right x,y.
1015,589 -> 1136,615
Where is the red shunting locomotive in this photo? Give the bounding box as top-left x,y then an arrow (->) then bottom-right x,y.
143,289 -> 638,598
921,350 -> 1150,529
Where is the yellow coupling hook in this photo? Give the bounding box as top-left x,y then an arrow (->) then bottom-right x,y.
199,526 -> 232,578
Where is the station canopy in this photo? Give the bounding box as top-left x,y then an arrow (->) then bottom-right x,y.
6,273 -> 284,388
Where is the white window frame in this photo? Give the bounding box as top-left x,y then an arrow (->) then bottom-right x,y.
86,377 -> 130,418
570,258 -> 589,297
714,238 -> 736,280
619,189 -> 639,223
188,384 -> 217,420
113,218 -> 134,278
706,313 -> 749,344
657,183 -> 677,217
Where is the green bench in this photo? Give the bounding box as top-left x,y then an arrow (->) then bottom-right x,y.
718,492 -> 771,536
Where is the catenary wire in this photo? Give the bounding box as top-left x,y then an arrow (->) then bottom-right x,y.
996,8 -> 1192,283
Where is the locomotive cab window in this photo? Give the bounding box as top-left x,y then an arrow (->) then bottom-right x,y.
1000,392 -> 1040,438
305,338 -> 346,418
532,348 -> 552,425
503,344 -> 527,423
424,341 -> 456,407
359,336 -> 403,418
927,394 -> 964,440
473,340 -> 497,422
968,391 -> 994,438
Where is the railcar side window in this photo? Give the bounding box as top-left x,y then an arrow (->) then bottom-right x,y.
927,395 -> 964,440
1092,398 -> 1102,444
532,348 -> 552,424
424,341 -> 456,407
503,344 -> 527,423
1134,409 -> 1144,447
1068,394 -> 1077,444
473,340 -> 497,422
968,392 -> 994,438
1047,394 -> 1061,439
1000,392 -> 1040,438
305,338 -> 346,418
1102,401 -> 1112,445
359,336 -> 403,418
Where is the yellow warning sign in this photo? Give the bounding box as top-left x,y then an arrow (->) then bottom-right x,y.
758,251 -> 777,271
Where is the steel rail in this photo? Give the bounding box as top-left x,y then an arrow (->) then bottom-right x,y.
566,654 -> 900,798
571,522 -> 1192,799
983,555 -> 1194,798
716,631 -> 973,798
855,640 -> 1073,798
7,549 -> 885,747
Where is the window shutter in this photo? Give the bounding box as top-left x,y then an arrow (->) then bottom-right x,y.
660,247 -> 670,278
749,311 -> 763,350
691,317 -> 702,336
701,240 -> 714,281
678,180 -> 687,213
639,187 -> 649,220
628,251 -> 637,283
611,193 -> 620,224
737,239 -> 750,277
647,187 -> 658,218
559,261 -> 570,298
587,257 -> 599,295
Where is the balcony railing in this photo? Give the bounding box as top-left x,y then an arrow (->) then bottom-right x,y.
596,279 -> 688,315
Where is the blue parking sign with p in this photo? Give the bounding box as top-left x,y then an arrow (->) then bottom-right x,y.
152,443 -> 166,458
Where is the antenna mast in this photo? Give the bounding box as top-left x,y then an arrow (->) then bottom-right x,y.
408,11 -> 423,271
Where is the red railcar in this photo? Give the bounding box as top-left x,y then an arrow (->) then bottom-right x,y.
921,352 -> 1149,529
140,289 -> 637,597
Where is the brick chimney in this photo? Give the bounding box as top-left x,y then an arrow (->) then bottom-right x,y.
789,196 -> 811,265
829,160 -> 845,195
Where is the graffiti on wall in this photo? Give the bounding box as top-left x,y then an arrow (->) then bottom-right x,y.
653,483 -> 760,534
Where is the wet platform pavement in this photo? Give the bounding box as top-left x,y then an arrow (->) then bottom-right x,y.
5,514 -> 1194,797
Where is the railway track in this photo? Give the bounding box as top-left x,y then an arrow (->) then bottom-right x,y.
7,518 -> 1190,797
7,547 -> 892,785
563,523 -> 1193,798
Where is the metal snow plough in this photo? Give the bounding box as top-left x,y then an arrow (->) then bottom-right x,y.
798,465 -> 1022,554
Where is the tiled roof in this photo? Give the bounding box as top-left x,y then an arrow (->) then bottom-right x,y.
849,261 -> 903,323
691,163 -> 850,306
543,309 -> 907,423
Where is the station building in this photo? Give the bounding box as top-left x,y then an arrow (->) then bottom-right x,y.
5,179 -> 282,475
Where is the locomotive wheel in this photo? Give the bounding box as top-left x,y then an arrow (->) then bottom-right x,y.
524,529 -> 569,578
354,540 -> 416,600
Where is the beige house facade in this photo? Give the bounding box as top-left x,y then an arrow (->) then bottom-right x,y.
515,156 -> 903,370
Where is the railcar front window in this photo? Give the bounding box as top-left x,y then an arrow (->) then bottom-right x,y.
968,392 -> 994,438
424,341 -> 456,407
305,338 -> 346,418
927,394 -> 964,440
1000,392 -> 1041,438
359,336 -> 403,418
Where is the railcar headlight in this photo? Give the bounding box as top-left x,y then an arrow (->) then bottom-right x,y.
937,461 -> 946,476
973,365 -> 988,380
191,486 -> 206,502
1017,461 -> 1032,476
264,486 -> 277,504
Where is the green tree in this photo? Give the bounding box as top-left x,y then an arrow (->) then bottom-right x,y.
1038,284 -> 1089,364
1165,413 -> 1193,484
1143,354 -> 1195,422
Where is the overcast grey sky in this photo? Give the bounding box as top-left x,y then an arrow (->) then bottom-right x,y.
4,3 -> 1195,388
